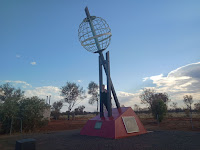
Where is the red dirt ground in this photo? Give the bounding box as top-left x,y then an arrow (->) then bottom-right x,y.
141,117 -> 200,131
38,117 -> 200,133
38,119 -> 87,132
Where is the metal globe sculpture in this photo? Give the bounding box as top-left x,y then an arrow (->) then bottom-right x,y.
78,16 -> 112,53
79,7 -> 147,139
78,7 -> 120,118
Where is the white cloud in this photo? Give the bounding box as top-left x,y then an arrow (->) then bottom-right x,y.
16,54 -> 21,58
77,80 -> 82,83
142,62 -> 200,107
25,86 -> 63,108
30,62 -> 36,65
25,86 -> 61,99
143,77 -> 149,82
75,93 -> 97,112
115,62 -> 200,110
4,80 -> 32,88
117,91 -> 141,108
24,86 -> 91,112
168,62 -> 200,78
150,74 -> 164,81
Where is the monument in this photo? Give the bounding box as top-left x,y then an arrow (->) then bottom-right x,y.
78,7 -> 147,139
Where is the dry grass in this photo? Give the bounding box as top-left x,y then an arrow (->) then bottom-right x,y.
59,114 -> 96,120
58,112 -> 200,120
137,112 -> 200,119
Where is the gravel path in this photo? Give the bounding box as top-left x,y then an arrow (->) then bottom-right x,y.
1,129 -> 200,150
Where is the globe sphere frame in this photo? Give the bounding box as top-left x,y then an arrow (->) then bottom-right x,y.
78,16 -> 112,53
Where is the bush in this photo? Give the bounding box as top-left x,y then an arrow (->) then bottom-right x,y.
51,111 -> 61,120
0,96 -> 49,133
19,96 -> 49,132
0,97 -> 19,133
151,99 -> 167,122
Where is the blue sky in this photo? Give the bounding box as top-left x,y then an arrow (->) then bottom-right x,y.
0,0 -> 200,111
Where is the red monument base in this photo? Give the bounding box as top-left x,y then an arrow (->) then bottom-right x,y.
80,107 -> 147,139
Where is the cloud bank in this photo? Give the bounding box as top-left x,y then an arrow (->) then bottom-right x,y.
2,62 -> 199,111
144,62 -> 200,98
120,62 -> 200,108
25,86 -> 62,103
117,62 -> 200,109
3,80 -> 32,88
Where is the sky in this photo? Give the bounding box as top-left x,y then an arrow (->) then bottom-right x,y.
0,0 -> 200,112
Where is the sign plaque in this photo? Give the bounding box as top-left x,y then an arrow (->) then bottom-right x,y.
94,121 -> 102,129
122,116 -> 139,133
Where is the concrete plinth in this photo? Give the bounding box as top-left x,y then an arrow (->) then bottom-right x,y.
80,107 -> 147,139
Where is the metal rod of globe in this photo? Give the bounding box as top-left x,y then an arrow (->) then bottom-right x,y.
85,7 -> 101,51
106,51 -> 112,117
99,56 -> 103,117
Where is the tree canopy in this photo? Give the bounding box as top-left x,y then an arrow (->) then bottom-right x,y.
74,105 -> 85,115
151,99 -> 167,122
0,83 -> 49,134
19,96 -> 49,132
194,101 -> 200,113
139,88 -> 169,122
139,88 -> 155,110
140,88 -> 170,110
0,83 -> 24,102
60,82 -> 86,120
51,101 -> 63,120
183,95 -> 193,112
88,81 -> 99,113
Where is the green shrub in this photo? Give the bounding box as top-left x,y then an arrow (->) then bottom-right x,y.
0,96 -> 49,133
151,99 -> 167,122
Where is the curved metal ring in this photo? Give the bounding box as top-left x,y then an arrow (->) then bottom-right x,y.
81,32 -> 112,46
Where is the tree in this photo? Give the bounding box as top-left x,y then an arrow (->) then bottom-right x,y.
0,89 -> 48,133
88,81 -> 99,114
60,82 -> 86,120
19,96 -> 49,132
151,99 -> 167,122
139,88 -> 170,110
0,83 -> 49,134
0,88 -> 4,96
194,101 -> 200,113
140,88 -> 170,122
170,102 -> 177,110
0,83 -> 23,133
139,88 -> 156,110
183,95 -> 193,113
52,101 -> 63,111
51,101 -> 63,120
0,83 -> 24,102
170,102 -> 179,113
134,104 -> 140,112
183,95 -> 194,128
0,97 -> 20,133
74,105 -> 85,115
153,93 -> 170,104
